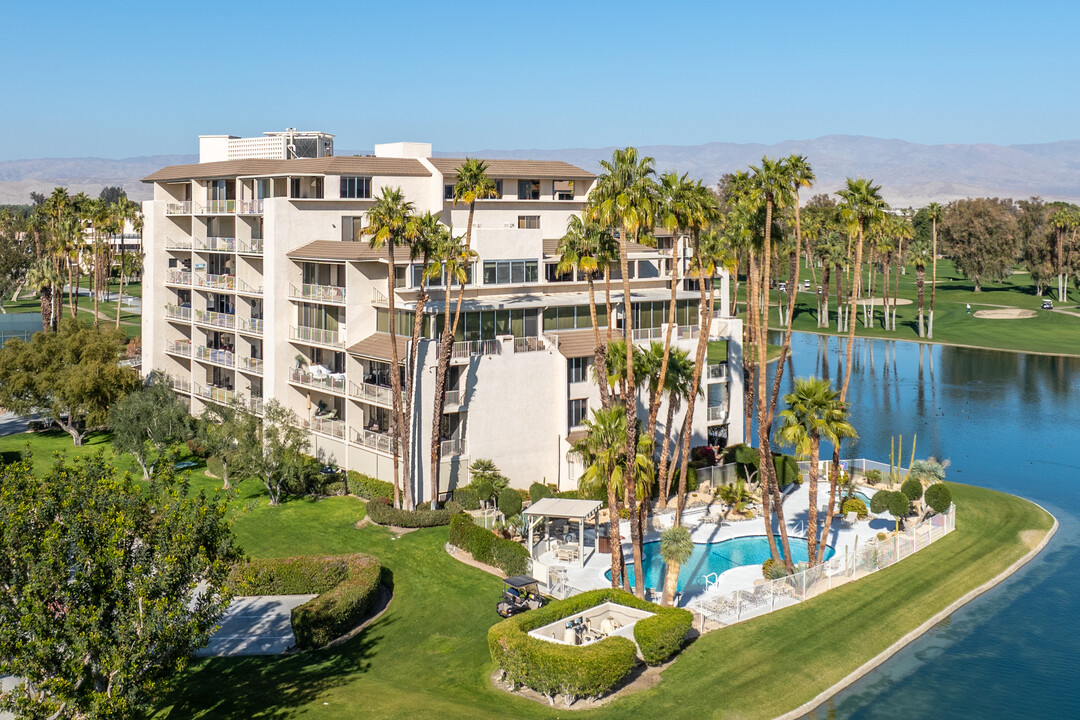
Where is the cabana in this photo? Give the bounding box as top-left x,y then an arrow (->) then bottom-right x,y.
522,498 -> 602,569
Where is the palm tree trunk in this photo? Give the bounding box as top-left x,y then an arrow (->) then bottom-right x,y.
819,446 -> 842,561
92,247 -> 100,328
806,437 -> 820,565
619,228 -> 644,599
386,240 -> 405,509
916,264 -> 926,337
657,397 -> 679,508
607,477 -> 627,592
646,252 -> 680,439
841,225 -> 866,402
820,265 -> 831,329
928,219 -> 938,339
587,275 -> 610,409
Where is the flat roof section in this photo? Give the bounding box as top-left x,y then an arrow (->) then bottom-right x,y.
522,498 -> 602,520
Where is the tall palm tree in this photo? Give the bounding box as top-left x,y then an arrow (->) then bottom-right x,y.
889,213 -> 912,331
776,377 -> 856,565
926,202 -> 942,339
659,524 -> 693,608
1049,206 -> 1072,302
587,147 -> 658,598
911,234 -> 932,337
557,215 -> 612,408
362,187 -> 415,509
655,346 -> 696,508
23,259 -> 61,332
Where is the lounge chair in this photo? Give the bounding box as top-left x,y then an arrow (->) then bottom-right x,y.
842,511 -> 858,527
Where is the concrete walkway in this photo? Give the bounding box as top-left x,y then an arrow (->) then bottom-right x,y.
199,594 -> 317,656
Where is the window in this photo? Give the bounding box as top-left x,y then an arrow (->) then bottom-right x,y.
340,176 -> 372,199
376,309 -> 414,335
517,179 -> 540,200
517,215 -> 540,229
553,180 -> 574,200
342,216 -> 365,242
482,260 -> 538,285
255,178 -> 271,200
543,305 -> 607,331
568,399 -> 588,429
568,357 -> 591,384
444,184 -> 454,200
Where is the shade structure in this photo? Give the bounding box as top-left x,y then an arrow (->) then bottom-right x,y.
522,499 -> 602,569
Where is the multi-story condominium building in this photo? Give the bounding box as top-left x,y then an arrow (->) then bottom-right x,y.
141,131 -> 744,503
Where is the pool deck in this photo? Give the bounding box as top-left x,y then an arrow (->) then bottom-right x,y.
534,481 -> 894,608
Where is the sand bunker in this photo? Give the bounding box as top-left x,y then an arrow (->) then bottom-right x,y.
973,308 -> 1037,319
856,297 -> 913,307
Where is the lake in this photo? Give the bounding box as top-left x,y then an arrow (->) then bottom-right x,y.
771,332 -> 1080,719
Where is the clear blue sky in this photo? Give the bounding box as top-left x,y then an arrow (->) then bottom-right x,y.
4,0 -> 1079,160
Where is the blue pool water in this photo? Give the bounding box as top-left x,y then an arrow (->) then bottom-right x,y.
607,535 -> 835,593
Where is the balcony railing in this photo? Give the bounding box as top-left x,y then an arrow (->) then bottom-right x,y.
249,396 -> 264,415
166,201 -> 192,215
165,237 -> 193,250
348,380 -> 400,406
237,199 -> 264,214
168,376 -> 191,393
238,356 -> 263,374
201,200 -> 236,214
194,384 -> 236,404
197,273 -> 236,291
196,236 -> 236,252
679,324 -> 701,339
631,326 -> 664,341
236,278 -> 262,295
441,438 -> 467,457
237,317 -> 264,334
237,237 -> 264,254
707,405 -> 726,422
353,426 -> 394,455
290,367 -> 346,394
290,325 -> 344,348
443,339 -> 501,360
707,362 -> 728,380
166,269 -> 192,285
308,416 -> 346,440
193,309 -> 236,329
372,287 -> 388,304
513,336 -> 544,353
443,389 -> 464,407
164,304 -> 192,321
195,345 -> 235,367
290,283 -> 346,304
165,339 -> 192,356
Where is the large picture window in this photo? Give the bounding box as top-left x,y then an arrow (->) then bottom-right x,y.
482,260 -> 538,285
517,179 -> 540,200
340,176 -> 372,199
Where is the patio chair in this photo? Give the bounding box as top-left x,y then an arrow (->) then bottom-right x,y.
842,511 -> 858,527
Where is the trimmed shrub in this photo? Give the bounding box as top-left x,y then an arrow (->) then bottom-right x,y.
488,589 -> 692,700
449,513 -> 529,576
228,556 -> 349,595
865,468 -> 883,485
498,487 -> 523,518
841,497 -> 869,520
324,480 -> 347,497
453,485 -> 481,510
877,532 -> 888,541
870,489 -> 892,514
366,497 -> 454,528
925,483 -> 953,513
555,488 -> 580,499
346,471 -> 394,500
901,478 -> 924,502
529,482 -> 553,503
473,478 -> 495,504
290,555 -> 382,649
887,490 -> 910,519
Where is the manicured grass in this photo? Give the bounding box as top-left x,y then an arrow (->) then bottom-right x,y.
150,472 -> 1051,719
764,260 -> 1080,355
1,282 -> 142,336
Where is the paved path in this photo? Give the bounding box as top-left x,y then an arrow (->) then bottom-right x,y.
199,594 -> 317,656
0,412 -> 37,438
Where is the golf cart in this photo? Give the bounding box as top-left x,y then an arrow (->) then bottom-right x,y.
496,575 -> 547,618
1042,299 -> 1054,310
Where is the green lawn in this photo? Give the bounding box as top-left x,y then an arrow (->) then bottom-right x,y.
0,431 -> 1051,720
763,260 -> 1080,356
1,281 -> 141,334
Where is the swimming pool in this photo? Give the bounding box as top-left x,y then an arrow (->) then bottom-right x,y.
608,535 -> 834,593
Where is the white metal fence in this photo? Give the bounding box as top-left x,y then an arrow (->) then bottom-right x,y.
694,504 -> 956,629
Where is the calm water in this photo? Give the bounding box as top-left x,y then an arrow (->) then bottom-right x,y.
611,536 -> 835,593
771,333 -> 1080,720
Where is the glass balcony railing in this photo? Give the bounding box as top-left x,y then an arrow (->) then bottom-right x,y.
165,339 -> 192,356
195,345 -> 235,367
166,269 -> 192,285
166,201 -> 192,215
196,274 -> 236,291
196,236 -> 236,252
164,304 -> 192,321
707,405 -> 726,422
706,362 -> 728,380
236,199 -> 264,214
440,438 -> 467,456
237,317 -> 264,334
194,384 -> 236,404
290,367 -> 346,394
193,309 -> 236,329
238,356 -> 263,374
290,283 -> 346,304
165,237 -> 193,250
349,380 -> 401,407
237,237 -> 264,254
290,325 -> 344,348
308,416 -> 346,440
236,278 -> 262,295
353,426 -> 394,455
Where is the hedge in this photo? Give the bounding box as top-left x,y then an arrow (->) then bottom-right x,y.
346,470 -> 394,501
449,513 -> 529,576
487,588 -> 693,700
227,554 -> 383,651
366,496 -> 456,527
453,486 -> 481,510
291,555 -> 382,649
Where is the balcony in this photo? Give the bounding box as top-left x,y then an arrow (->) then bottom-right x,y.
290,367 -> 346,394
195,345 -> 235,367
441,339 -> 501,363
249,396 -> 264,415
290,283 -> 346,304
165,304 -> 192,322
196,274 -> 236,291
308,416 -> 346,440
513,336 -> 545,353
237,317 -> 264,335
238,356 -> 263,374
196,236 -> 236,252
193,309 -> 236,329
237,237 -> 264,254
707,405 -> 726,422
443,388 -> 465,409
166,201 -> 192,215
353,426 -> 394,455
236,278 -> 263,295
631,327 -> 664,342
706,362 -> 728,380
200,200 -> 237,214
194,384 -> 236,404
165,339 -> 192,357
290,325 -> 344,348
166,269 -> 192,286
441,438 -> 467,457
165,237 -> 193,250
371,287 -> 388,304
237,199 -> 264,214
679,324 -> 701,339
167,376 -> 191,393
349,380 -> 401,407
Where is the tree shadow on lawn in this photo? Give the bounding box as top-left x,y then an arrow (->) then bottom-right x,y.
161,614 -> 394,719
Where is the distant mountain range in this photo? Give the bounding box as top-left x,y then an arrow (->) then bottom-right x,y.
3,135 -> 1079,207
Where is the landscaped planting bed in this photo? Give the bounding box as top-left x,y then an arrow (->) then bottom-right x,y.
366,496 -> 458,527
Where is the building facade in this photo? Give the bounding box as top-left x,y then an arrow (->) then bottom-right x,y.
141,133 -> 744,503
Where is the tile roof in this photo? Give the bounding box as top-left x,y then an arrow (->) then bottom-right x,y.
346,333 -> 408,362
428,157 -> 595,180
551,329 -> 603,359
142,156 -> 431,183
285,240 -> 387,262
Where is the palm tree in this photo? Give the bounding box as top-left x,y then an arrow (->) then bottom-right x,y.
362,187 -> 414,509
23,259 -> 61,332
911,234 -> 932,337
776,377 -> 856,565
114,196 -> 139,329
659,525 -> 693,608
587,146 -> 659,598
889,213 -> 912,332
926,202 -> 942,339
573,406 -> 630,592
557,215 -> 612,408
1049,206 -> 1072,302
655,346 -> 695,508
